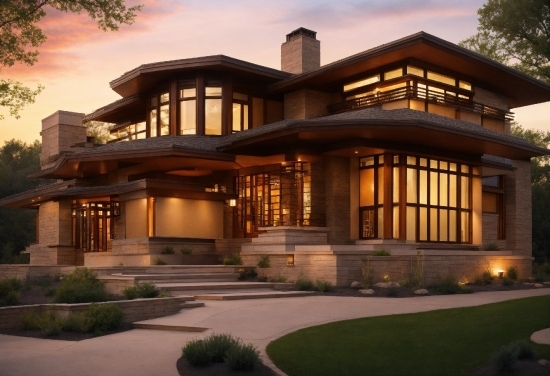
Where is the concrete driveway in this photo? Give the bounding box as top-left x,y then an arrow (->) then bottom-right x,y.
1,289 -> 549,376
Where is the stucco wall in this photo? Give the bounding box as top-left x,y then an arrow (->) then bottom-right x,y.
125,199 -> 147,239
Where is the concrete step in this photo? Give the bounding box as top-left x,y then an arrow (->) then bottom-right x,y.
132,323 -> 209,332
180,302 -> 205,308
193,290 -> 315,301
141,265 -> 254,274
121,273 -> 241,284
156,281 -> 284,292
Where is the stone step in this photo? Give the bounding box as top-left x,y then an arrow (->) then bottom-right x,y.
193,290 -> 315,301
132,323 -> 209,332
156,281 -> 285,292
180,302 -> 205,308
141,265 -> 254,274
119,273 -> 241,283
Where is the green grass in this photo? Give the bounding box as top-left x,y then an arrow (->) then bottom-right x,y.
267,295 -> 550,376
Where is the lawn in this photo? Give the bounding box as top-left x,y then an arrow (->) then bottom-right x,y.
266,295 -> 550,376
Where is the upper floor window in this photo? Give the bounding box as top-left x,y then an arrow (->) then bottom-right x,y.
205,82 -> 222,135
232,92 -> 249,133
179,80 -> 196,135
149,89 -> 170,137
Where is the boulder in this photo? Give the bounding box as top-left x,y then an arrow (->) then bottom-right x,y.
374,282 -> 400,288
350,281 -> 363,289
413,289 -> 429,295
534,283 -> 544,288
538,359 -> 549,366
359,289 -> 375,295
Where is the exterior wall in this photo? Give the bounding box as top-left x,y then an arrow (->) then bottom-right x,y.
252,97 -> 264,128
458,111 -> 482,125
284,89 -> 336,120
382,99 -> 408,110
125,199 -> 147,238
324,157 -> 351,244
505,160 -> 532,256
40,111 -> 86,168
0,265 -> 75,280
428,103 -> 456,119
114,201 -> 127,240
281,34 -> 320,74
265,100 -> 283,124
483,118 -> 505,133
349,158 -> 359,240
155,198 -> 223,239
474,87 -> 509,111
472,174 -> 483,245
482,213 -> 507,249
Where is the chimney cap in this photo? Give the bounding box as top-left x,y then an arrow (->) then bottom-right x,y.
286,27 -> 317,42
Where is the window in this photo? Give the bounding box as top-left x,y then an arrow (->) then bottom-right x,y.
205,83 -> 222,135
232,92 -> 249,133
344,74 -> 380,92
359,155 -> 385,238
110,122 -> 146,142
384,68 -> 403,81
482,175 -> 505,239
179,80 -> 196,135
148,89 -> 170,137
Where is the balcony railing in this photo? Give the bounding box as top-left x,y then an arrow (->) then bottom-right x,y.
327,86 -> 514,121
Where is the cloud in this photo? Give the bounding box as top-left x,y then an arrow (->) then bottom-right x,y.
2,0 -> 181,79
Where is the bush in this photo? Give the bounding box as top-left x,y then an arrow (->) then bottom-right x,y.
533,262 -> 550,282
386,287 -> 399,297
224,342 -> 260,371
506,266 -> 519,281
223,253 -> 242,265
275,275 -> 287,283
53,268 -> 109,303
182,338 -> 213,367
21,309 -> 63,336
123,282 -> 160,300
61,312 -> 91,332
361,259 -> 374,288
502,276 -> 514,286
257,276 -> 268,282
161,246 -> 175,254
295,276 -> 315,291
315,279 -> 333,292
493,345 -> 517,374
474,270 -> 493,285
180,247 -> 193,255
512,341 -> 534,360
373,249 -> 390,256
84,304 -> 124,333
257,255 -> 270,269
206,333 -> 239,363
45,286 -> 56,297
429,275 -> 472,295
483,242 -> 500,251
153,257 -> 166,265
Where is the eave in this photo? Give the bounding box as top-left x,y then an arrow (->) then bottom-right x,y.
267,32 -> 550,109
84,94 -> 145,124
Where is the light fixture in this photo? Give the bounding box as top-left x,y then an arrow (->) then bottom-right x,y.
498,270 -> 504,279
354,150 -> 358,154
286,254 -> 294,265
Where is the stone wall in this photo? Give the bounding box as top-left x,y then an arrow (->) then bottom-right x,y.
0,265 -> 76,280
324,157 -> 350,244
281,34 -> 320,74
505,160 -> 532,257
284,89 -> 337,119
0,297 -> 183,330
40,111 -> 87,168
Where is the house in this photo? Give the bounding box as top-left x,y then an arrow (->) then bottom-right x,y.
2,28 -> 549,286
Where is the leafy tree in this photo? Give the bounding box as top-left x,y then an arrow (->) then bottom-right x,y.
459,0 -> 550,84
0,139 -> 42,263
511,123 -> 550,263
0,0 -> 142,119
86,121 -> 112,144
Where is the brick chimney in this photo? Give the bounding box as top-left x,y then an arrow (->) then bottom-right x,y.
40,110 -> 86,169
281,28 -> 320,74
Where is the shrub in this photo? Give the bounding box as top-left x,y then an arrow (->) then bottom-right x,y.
512,341 -> 534,360
61,312 -> 91,332
223,253 -> 242,265
386,287 -> 399,297
429,275 -> 472,295
493,345 -> 517,374
533,262 -> 550,282
257,255 -> 270,269
53,268 -> 109,303
180,247 -> 193,255
502,276 -> 514,286
257,276 -> 268,282
483,242 -> 500,251
224,341 -> 260,371
315,279 -> 333,292
84,304 -> 124,333
295,276 -> 315,291
123,282 -> 160,300
474,270 -> 493,285
32,276 -> 54,288
0,278 -> 21,295
21,309 -> 63,336
410,250 -> 424,288
275,275 -> 287,283
361,259 -> 374,288
206,333 -> 239,363
506,266 -> 519,281
154,257 -> 166,265
373,249 -> 390,256
182,338 -> 212,367
45,286 -> 56,297
161,246 -> 175,254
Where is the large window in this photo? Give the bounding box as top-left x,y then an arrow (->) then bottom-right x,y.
72,201 -> 119,252
232,92 -> 249,133
110,122 -> 146,142
148,90 -> 170,137
205,83 -> 222,135
179,80 -> 196,135
359,154 -> 474,243
482,175 -> 505,239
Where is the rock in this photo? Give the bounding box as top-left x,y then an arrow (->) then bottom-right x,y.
543,281 -> 550,285
534,283 -> 544,288
359,289 -> 375,295
414,289 -> 429,295
523,282 -> 535,286
374,282 -> 400,288
350,281 -> 363,289
538,359 -> 549,366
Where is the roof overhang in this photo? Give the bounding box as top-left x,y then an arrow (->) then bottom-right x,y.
84,94 -> 145,124
268,32 -> 550,109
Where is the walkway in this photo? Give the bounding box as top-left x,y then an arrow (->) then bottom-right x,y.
1,289 -> 549,376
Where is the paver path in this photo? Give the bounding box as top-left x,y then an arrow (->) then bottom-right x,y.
1,289 -> 549,376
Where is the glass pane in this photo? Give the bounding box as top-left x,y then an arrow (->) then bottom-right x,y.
243,105 -> 249,130
136,122 -> 146,132
459,81 -> 472,91
419,170 -> 428,205
150,96 -> 157,107
180,88 -> 196,98
440,173 -> 448,206
419,207 -> 427,241
406,206 -> 416,241
160,92 -> 169,103
384,68 -> 403,81
430,171 -> 438,205
461,165 -> 469,173
362,209 -> 375,238
377,208 -> 384,238
180,100 -> 196,135
233,92 -> 248,101
407,156 -> 416,165
150,109 -> 157,137
461,176 -> 470,209
407,168 -> 417,203
393,206 -> 399,238
393,155 -> 400,164
420,158 -> 428,167
159,104 -> 169,136
440,209 -> 448,241
360,169 -> 375,206
205,99 -> 222,135
360,157 -> 375,167
378,155 -> 384,165
449,210 -> 457,242
440,161 -> 448,170
343,74 -> 380,92
430,159 -> 438,169
427,71 -> 455,86
449,174 -> 457,207
393,167 -> 399,204
205,87 -> 222,96
407,65 -> 424,77
378,167 -> 384,204
430,208 -> 438,241
461,211 -> 470,242
449,163 -> 457,172
232,103 -> 241,132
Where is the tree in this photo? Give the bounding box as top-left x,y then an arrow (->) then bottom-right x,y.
511,123 -> 550,263
0,139 -> 42,263
0,0 -> 142,119
459,0 -> 550,84
86,121 -> 112,144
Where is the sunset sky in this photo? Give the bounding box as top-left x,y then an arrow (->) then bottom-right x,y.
1,0 -> 548,145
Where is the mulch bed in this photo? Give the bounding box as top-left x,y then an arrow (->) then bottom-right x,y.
176,357 -> 278,376
469,359 -> 550,376
0,323 -> 134,341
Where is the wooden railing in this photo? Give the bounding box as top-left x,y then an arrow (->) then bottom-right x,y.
327,86 -> 514,121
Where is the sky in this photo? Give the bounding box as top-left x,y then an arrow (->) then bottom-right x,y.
1,0 -> 548,145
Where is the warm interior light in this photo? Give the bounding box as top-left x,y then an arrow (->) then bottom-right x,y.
354,151 -> 358,154
228,199 -> 237,207
286,254 -> 294,265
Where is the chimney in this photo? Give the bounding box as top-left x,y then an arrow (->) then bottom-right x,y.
40,110 -> 86,169
281,28 -> 320,74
